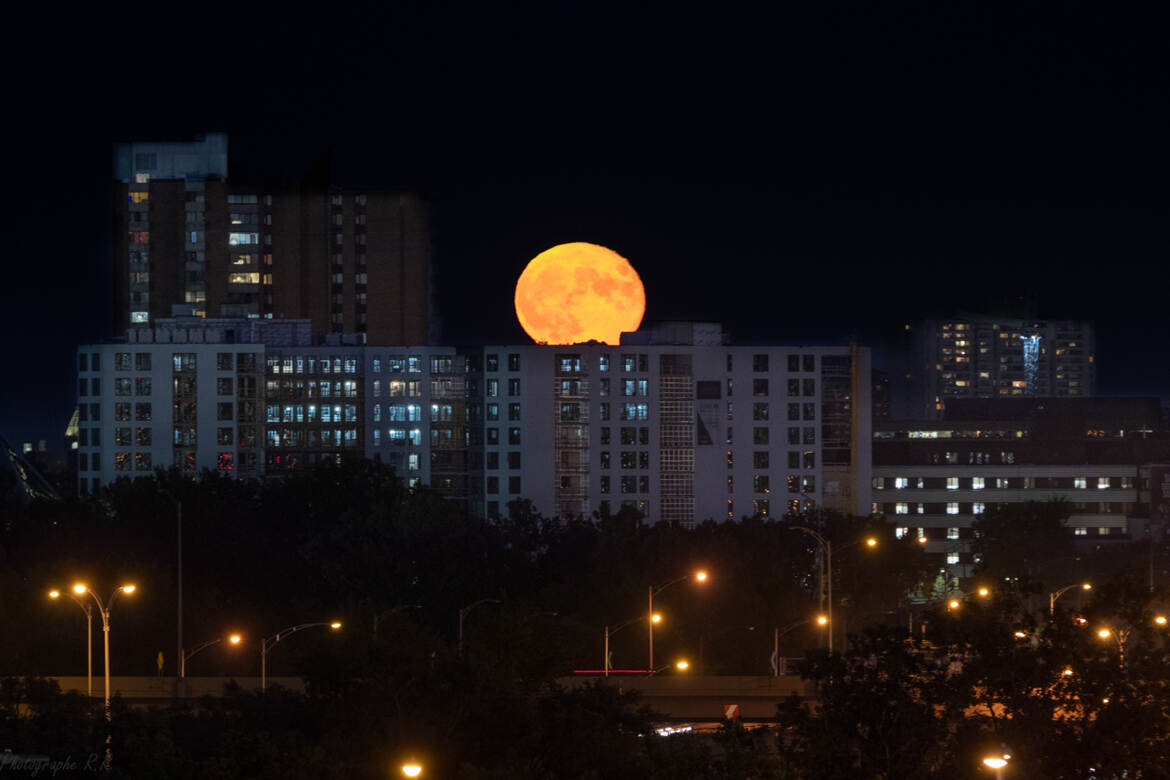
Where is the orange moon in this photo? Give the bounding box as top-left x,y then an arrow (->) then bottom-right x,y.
514,242 -> 646,345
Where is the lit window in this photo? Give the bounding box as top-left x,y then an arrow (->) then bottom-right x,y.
894,477 -> 908,489
895,527 -> 909,539
1097,477 -> 1110,489
972,477 -> 985,490
947,527 -> 959,540
946,477 -> 959,490
1098,527 -> 1111,536
130,311 -> 149,324
1074,527 -> 1087,536
947,502 -> 959,515
895,502 -> 908,514
973,502 -> 985,514
946,552 -> 960,565
228,233 -> 259,246
1074,477 -> 1087,489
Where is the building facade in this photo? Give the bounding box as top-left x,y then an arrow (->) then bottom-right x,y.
872,397 -> 1170,580
77,321 -> 873,527
890,315 -> 1096,419
466,326 -> 872,526
113,134 -> 431,344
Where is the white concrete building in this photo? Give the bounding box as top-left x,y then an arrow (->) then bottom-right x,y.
472,325 -> 872,526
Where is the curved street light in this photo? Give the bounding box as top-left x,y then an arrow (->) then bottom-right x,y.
1049,582 -> 1091,615
48,588 -> 94,697
604,613 -> 661,676
181,634 -> 243,678
648,571 -> 708,670
71,583 -> 137,712
261,622 -> 341,690
788,528 -> 878,652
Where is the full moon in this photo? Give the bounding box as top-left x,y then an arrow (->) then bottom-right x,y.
514,242 -> 646,345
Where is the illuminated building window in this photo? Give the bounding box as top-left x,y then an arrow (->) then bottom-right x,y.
947,527 -> 959,540
1097,477 -> 1111,489
946,553 -> 960,565
1074,477 -> 1087,489
1098,527 -> 1111,536
228,233 -> 258,246
972,477 -> 985,490
973,502 -> 985,514
947,502 -> 959,515
895,502 -> 908,515
894,477 -> 908,489
946,477 -> 959,490
130,311 -> 149,324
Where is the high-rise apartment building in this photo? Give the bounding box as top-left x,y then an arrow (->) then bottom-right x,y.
113,134 -> 431,344
890,315 -> 1095,419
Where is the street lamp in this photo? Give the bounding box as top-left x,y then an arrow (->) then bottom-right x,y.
181,633 -> 243,678
983,755 -> 1009,779
771,617 -> 824,677
401,762 -> 423,777
1096,626 -> 1132,669
648,571 -> 708,671
605,614 -> 661,676
48,588 -> 94,697
260,622 -> 341,691
789,529 -> 878,652
977,587 -> 991,598
1049,582 -> 1091,615
71,583 -> 137,712
649,659 -> 690,674
458,599 -> 501,656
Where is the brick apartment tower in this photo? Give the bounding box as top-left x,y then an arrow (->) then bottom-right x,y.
113,134 -> 431,344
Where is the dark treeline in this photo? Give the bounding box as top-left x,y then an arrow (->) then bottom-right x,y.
1,463 -> 1167,777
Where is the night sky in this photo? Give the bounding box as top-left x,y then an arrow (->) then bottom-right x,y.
3,2 -> 1166,450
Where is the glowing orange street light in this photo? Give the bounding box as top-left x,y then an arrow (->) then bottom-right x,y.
917,536 -> 928,544
1013,631 -> 1027,639
48,587 -> 95,697
648,572 -> 710,670
1049,582 -> 1092,615
182,632 -> 245,678
402,762 -> 423,777
651,613 -> 662,624
1098,628 -> 1112,639
948,599 -> 961,610
866,538 -> 878,548
1155,616 -> 1167,626
676,660 -> 689,671
978,587 -> 991,598
69,583 -> 138,711
1062,667 -> 1074,677
816,615 -> 829,626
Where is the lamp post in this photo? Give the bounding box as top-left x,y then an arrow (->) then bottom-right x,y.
605,613 -> 660,676
458,599 -> 501,656
648,570 -> 708,671
771,617 -> 826,677
71,582 -> 136,712
48,589 -> 93,697
789,529 -> 877,652
181,634 -> 242,679
401,762 -> 423,777
1049,582 -> 1092,615
260,622 -> 341,691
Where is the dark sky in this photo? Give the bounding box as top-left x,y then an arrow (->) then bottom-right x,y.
3,2 -> 1167,449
